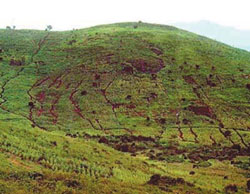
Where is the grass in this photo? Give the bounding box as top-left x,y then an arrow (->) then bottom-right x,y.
0,21 -> 249,193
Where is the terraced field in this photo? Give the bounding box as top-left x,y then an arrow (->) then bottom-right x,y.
0,22 -> 249,193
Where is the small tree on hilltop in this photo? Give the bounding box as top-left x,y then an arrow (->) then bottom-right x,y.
46,25 -> 53,31
6,26 -> 16,30
133,25 -> 138,29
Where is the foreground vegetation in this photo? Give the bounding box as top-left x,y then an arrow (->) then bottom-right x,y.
0,22 -> 249,193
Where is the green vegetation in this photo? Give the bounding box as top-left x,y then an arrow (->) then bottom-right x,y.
0,22 -> 249,193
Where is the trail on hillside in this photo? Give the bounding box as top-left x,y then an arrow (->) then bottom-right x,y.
0,32 -> 50,130
69,79 -> 100,130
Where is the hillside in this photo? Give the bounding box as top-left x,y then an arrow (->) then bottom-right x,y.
0,22 -> 249,194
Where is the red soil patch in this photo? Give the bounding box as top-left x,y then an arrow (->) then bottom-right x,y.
9,59 -> 23,66
65,83 -> 71,89
150,92 -> 158,99
169,109 -> 178,115
92,82 -> 99,87
112,103 -> 123,109
49,95 -> 60,124
105,54 -> 115,64
122,65 -> 134,74
37,107 -> 44,117
246,84 -> 250,90
147,173 -> 195,192
124,109 -> 146,118
188,146 -> 249,162
188,105 -> 215,119
36,91 -> 46,103
94,74 -> 101,80
146,93 -> 158,103
183,75 -> 197,85
148,174 -> 187,189
81,90 -> 87,96
150,47 -> 163,55
206,78 -> 216,87
126,104 -> 136,109
158,118 -> 166,124
128,58 -> 164,74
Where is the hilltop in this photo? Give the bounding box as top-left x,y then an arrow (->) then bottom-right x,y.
0,22 -> 249,194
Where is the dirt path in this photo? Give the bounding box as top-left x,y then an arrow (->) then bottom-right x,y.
189,125 -> 199,143
0,33 -> 50,130
209,135 -> 217,145
233,128 -> 248,148
0,67 -> 25,106
9,155 -> 31,170
176,112 -> 184,140
49,94 -> 61,124
100,77 -> 121,124
30,33 -> 50,62
69,80 -> 100,130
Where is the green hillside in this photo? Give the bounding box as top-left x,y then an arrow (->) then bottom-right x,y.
0,22 -> 249,194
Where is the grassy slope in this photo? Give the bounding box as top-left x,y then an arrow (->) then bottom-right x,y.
0,22 -> 249,193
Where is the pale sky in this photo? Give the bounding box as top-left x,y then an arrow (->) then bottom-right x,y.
1,0 -> 250,31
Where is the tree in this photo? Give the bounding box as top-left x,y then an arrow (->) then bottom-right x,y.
133,25 -> 138,29
46,25 -> 53,31
6,26 -> 16,30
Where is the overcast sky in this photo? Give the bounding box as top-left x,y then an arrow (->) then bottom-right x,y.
1,0 -> 250,31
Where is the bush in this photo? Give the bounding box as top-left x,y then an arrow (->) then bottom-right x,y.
164,155 -> 185,163
225,184 -> 238,193
195,161 -> 212,168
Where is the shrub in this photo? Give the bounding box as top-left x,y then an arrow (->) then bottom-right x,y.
225,184 -> 238,193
